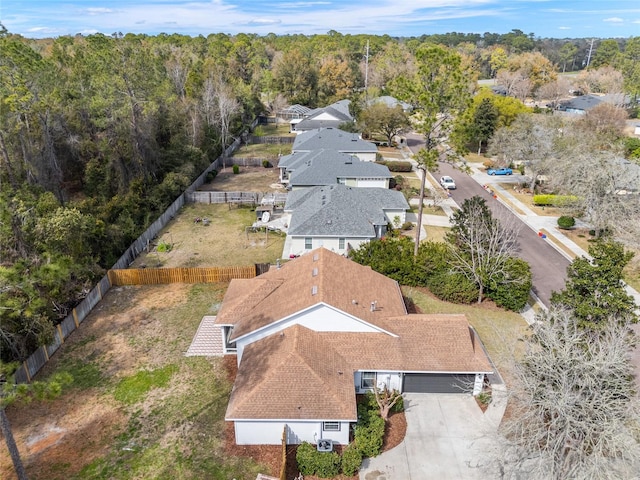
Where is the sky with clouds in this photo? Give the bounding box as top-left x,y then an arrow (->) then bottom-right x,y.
1,0 -> 639,39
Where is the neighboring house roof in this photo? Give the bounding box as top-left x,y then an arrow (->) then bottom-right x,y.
285,185 -> 409,237
367,95 -> 412,112
294,100 -> 354,131
292,128 -> 377,154
216,247 -> 407,341
278,104 -> 312,117
282,150 -> 391,188
560,94 -> 603,111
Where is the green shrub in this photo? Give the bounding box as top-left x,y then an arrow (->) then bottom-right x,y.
557,216 -> 575,229
205,169 -> 218,182
532,194 -> 578,206
262,159 -> 272,168
378,160 -> 413,172
476,391 -> 492,406
391,394 -> 404,413
314,450 -> 341,478
486,257 -> 532,311
341,443 -> 363,476
354,414 -> 385,458
401,222 -> 413,231
232,164 -> 240,174
349,236 -> 423,286
427,272 -> 479,304
156,241 -> 173,253
296,442 -> 317,476
295,442 -> 340,478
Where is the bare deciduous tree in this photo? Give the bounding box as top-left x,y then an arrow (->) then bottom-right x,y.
494,308 -> 640,479
372,384 -> 403,421
575,66 -> 624,95
576,102 -> 628,140
550,138 -> 640,247
536,76 -> 571,111
496,69 -> 532,102
446,196 -> 522,303
488,114 -> 562,192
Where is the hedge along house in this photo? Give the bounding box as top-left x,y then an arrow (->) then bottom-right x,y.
211,248 -> 493,445
282,184 -> 409,257
278,149 -> 392,189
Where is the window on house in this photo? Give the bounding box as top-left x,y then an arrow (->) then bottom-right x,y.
323,422 -> 340,432
305,237 -> 312,249
361,372 -> 376,389
339,238 -> 345,250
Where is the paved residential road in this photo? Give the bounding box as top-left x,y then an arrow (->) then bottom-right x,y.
405,133 -> 569,306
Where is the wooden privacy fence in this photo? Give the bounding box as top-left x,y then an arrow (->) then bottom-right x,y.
249,135 -> 295,144
186,190 -> 288,205
108,265 -> 258,285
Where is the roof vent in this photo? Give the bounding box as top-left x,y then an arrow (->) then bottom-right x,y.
312,268 -> 318,277
370,301 -> 377,312
313,253 -> 319,261
312,285 -> 318,295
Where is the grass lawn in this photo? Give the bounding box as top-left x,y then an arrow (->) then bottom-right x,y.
402,286 -> 530,382
253,124 -> 294,137
0,283 -> 271,480
130,203 -> 286,268
464,153 -> 489,164
233,142 -> 292,158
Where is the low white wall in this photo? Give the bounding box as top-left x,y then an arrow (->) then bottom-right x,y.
234,420 -> 350,445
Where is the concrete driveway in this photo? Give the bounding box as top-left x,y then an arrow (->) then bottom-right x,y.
360,393 -> 504,480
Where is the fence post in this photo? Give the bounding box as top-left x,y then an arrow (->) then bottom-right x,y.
72,309 -> 79,328
22,361 -> 31,382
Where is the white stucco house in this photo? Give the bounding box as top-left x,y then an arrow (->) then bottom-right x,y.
292,127 -> 378,162
283,184 -> 409,257
278,149 -> 392,189
207,248 -> 493,445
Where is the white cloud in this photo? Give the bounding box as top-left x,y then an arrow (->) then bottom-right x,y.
85,8 -> 116,15
603,17 -> 624,23
558,26 -> 571,30
247,18 -> 282,26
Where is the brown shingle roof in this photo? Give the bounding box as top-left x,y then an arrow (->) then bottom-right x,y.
220,248 -> 407,341
225,315 -> 492,421
322,314 -> 493,373
226,324 -> 357,420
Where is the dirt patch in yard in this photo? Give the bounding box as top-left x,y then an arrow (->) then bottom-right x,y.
198,166 -> 282,192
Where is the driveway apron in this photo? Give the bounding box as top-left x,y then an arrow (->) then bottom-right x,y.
360,394 -> 496,480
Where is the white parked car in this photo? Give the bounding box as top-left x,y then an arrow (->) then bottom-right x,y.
439,175 -> 456,190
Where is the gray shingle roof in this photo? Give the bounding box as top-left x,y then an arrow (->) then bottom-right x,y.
284,150 -> 391,187
293,100 -> 354,131
293,128 -> 377,153
285,184 -> 408,237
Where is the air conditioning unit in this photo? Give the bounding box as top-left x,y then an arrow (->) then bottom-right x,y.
317,439 -> 333,452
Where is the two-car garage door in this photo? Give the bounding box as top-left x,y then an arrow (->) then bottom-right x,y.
403,373 -> 476,394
